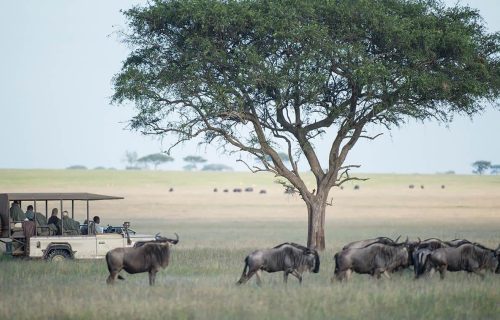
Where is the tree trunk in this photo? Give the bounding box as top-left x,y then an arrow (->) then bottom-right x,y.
307,199 -> 326,251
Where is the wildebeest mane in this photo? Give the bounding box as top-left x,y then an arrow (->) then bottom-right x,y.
273,242 -> 309,251
141,242 -> 171,267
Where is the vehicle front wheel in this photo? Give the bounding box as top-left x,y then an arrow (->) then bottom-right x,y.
47,249 -> 71,262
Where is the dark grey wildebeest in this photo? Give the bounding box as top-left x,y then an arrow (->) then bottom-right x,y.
342,236 -> 401,250
333,242 -> 410,281
413,238 -> 472,278
425,243 -> 499,279
236,243 -> 320,285
106,233 -> 179,286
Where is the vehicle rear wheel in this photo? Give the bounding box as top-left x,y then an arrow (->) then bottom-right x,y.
47,249 -> 71,262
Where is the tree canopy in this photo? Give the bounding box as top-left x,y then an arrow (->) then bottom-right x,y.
113,0 -> 500,249
472,160 -> 491,175
137,153 -> 174,169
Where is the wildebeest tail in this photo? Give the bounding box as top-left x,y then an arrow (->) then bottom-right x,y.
312,251 -> 320,273
415,251 -> 429,277
236,256 -> 250,284
333,253 -> 339,275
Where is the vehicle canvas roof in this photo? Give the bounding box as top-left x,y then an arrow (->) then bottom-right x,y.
1,193 -> 124,201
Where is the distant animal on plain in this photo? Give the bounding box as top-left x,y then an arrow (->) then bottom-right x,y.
233,188 -> 242,193
245,187 -> 253,192
354,185 -> 360,190
105,233 -> 179,286
259,189 -> 267,194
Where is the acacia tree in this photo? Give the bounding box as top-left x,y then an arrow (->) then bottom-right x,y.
113,0 -> 500,250
137,153 -> 174,169
472,160 -> 491,175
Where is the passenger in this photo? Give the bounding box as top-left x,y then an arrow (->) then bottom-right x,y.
47,208 -> 61,235
88,216 -> 103,235
25,205 -> 35,221
81,219 -> 89,235
10,201 -> 26,221
61,211 -> 81,235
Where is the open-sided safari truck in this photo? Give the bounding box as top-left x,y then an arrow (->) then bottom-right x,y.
0,193 -> 156,261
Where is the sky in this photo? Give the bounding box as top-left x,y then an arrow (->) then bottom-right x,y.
0,0 -> 499,174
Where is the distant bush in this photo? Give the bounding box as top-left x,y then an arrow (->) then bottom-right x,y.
94,166 -> 107,170
66,165 -> 87,170
202,164 -> 233,171
125,166 -> 142,170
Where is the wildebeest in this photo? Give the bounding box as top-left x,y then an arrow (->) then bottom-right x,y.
425,243 -> 498,279
413,238 -> 472,278
333,242 -> 410,281
106,233 -> 179,286
342,236 -> 401,251
236,243 -> 320,285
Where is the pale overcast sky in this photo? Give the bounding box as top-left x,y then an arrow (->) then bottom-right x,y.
0,1 -> 498,173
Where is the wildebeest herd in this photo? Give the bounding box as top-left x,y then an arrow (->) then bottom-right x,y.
105,234 -> 499,286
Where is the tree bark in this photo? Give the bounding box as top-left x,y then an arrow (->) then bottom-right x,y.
307,198 -> 326,251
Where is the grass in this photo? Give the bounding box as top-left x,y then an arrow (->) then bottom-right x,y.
0,169 -> 499,319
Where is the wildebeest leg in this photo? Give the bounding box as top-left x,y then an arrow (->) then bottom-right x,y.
438,265 -> 447,280
283,271 -> 289,284
238,269 -> 257,285
106,271 -> 118,285
345,269 -> 352,281
255,270 -> 263,286
373,268 -> 384,279
149,270 -> 158,286
382,270 -> 391,279
471,268 -> 485,279
289,270 -> 302,284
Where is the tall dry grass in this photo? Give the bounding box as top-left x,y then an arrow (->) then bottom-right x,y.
0,170 -> 499,319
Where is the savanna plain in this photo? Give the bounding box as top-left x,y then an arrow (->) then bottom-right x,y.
0,170 -> 499,320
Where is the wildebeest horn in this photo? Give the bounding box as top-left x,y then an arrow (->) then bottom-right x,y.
417,237 -> 421,245
155,233 -> 161,240
166,233 -> 179,244
394,235 -> 401,243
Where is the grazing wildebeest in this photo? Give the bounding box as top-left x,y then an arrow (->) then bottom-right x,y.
245,187 -> 253,192
333,242 -> 410,281
106,233 -> 179,286
233,188 -> 242,193
425,243 -> 498,279
236,243 -> 320,286
342,236 -> 401,251
413,238 -> 472,278
259,189 -> 267,194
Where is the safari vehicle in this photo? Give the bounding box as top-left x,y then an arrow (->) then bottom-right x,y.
0,193 -> 156,261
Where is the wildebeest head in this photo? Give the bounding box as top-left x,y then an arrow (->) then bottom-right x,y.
155,233 -> 179,245
306,249 -> 320,273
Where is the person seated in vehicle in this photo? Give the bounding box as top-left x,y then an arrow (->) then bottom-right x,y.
47,208 -> 61,235
10,201 -> 26,222
61,211 -> 81,235
80,219 -> 89,235
32,210 -> 55,236
88,216 -> 104,235
25,205 -> 35,221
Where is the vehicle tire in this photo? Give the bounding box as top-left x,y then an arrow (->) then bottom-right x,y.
47,249 -> 71,262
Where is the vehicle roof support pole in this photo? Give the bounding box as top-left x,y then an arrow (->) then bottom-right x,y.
71,200 -> 74,219
34,200 -> 38,236
60,200 -> 64,235
45,201 -> 48,219
86,200 -> 89,234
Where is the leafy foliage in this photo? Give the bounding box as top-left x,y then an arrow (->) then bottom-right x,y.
472,160 -> 491,175
113,0 -> 500,248
137,153 -> 174,169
